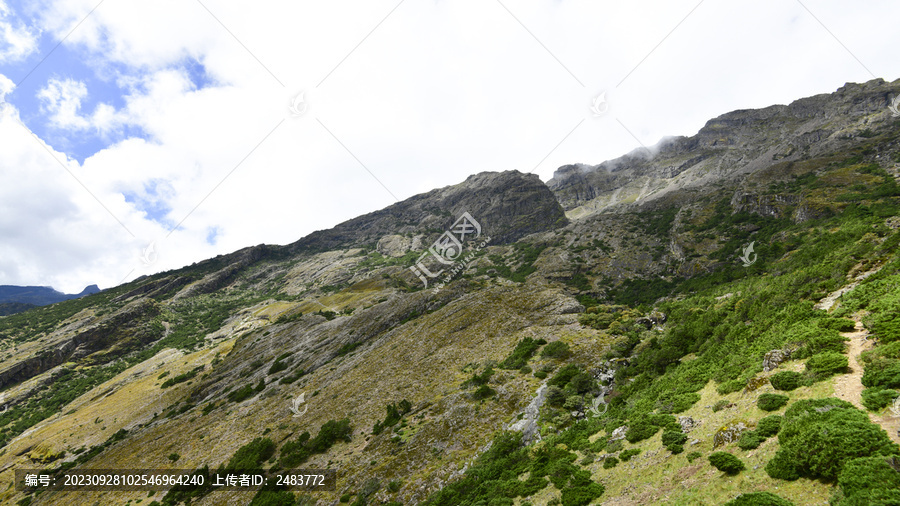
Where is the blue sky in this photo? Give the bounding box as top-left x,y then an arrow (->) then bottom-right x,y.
0,0 -> 898,293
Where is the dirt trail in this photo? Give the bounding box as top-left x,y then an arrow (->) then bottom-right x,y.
824,295 -> 900,444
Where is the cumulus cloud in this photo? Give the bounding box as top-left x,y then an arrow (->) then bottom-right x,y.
0,0 -> 37,62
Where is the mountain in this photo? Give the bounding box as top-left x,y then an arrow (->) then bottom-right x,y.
0,284 -> 100,308
1,79 -> 900,506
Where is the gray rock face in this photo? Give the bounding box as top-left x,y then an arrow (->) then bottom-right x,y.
508,383 -> 548,444
547,78 -> 900,217
678,416 -> 700,433
609,425 -> 628,441
376,235 -> 413,257
762,348 -> 794,372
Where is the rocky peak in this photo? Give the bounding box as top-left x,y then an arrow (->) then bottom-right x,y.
288,170 -> 567,254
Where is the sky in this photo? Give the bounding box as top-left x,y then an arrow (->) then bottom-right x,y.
0,0 -> 897,294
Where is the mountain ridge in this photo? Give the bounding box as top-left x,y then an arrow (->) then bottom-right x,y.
1,78 -> 899,505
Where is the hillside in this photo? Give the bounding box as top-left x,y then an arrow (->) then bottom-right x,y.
2,78 -> 900,506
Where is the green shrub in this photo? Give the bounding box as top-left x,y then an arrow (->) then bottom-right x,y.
160,366 -> 204,388
519,365 -> 532,374
861,388 -> 898,411
228,384 -> 257,403
226,437 -> 275,470
686,451 -> 702,463
766,398 -> 899,482
836,456 -> 900,505
806,352 -> 848,377
724,491 -> 794,506
657,393 -> 700,414
267,358 -> 289,375
862,359 -> 900,389
818,318 -> 857,333
625,421 -> 659,444
661,430 -> 687,454
737,431 -> 762,450
534,370 -> 548,379
757,393 -> 789,412
603,456 -> 618,469
708,452 -> 745,475
499,337 -> 541,369
769,371 -> 802,391
542,341 -> 572,360
756,415 -> 782,438
619,449 -> 640,461
548,364 -> 582,388
279,419 -> 352,468
473,385 -> 495,400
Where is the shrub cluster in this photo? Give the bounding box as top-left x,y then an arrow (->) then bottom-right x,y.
279,419 -> 352,468
765,398 -> 899,482
708,452 -> 745,475
373,400 -> 412,435
757,393 -> 789,412
541,341 -> 572,360
661,430 -> 688,454
498,337 -> 546,370
861,388 -> 899,411
423,431 -> 604,506
769,371 -> 802,391
805,352 -> 848,378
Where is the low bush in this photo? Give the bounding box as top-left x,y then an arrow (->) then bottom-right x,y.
861,388 -> 898,411
279,419 -> 352,468
603,456 -> 618,469
769,371 -> 802,391
835,456 -> 900,505
541,341 -> 572,360
472,385 -> 496,400
708,452 -> 745,475
625,421 -> 659,444
806,352 -> 848,377
661,430 -> 687,454
226,437 -> 275,470
756,415 -> 782,438
619,449 -> 640,461
757,393 -> 789,412
228,384 -> 257,403
765,398 -> 899,482
737,431 -> 762,450
818,318 -> 857,333
861,359 -> 900,389
499,337 -> 542,370
686,451 -> 702,463
724,491 -> 794,506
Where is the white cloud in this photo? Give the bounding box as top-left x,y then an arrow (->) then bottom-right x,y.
1,0 -> 899,293
0,0 -> 37,62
